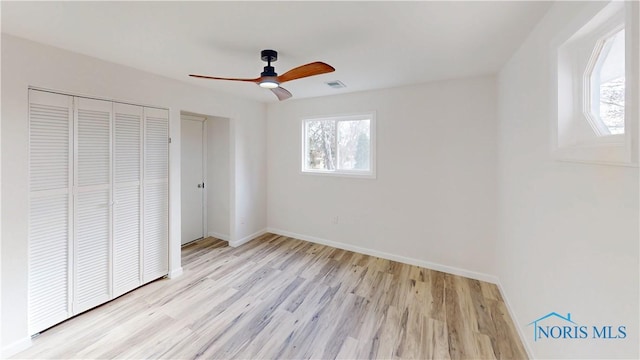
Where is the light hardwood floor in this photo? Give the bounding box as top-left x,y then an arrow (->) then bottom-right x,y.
15,234 -> 528,359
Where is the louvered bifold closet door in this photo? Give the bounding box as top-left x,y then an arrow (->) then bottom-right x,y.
73,97 -> 113,314
113,103 -> 143,296
143,107 -> 169,282
28,90 -> 73,334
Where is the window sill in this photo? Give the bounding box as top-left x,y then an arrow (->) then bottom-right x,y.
300,170 -> 377,179
552,143 -> 636,167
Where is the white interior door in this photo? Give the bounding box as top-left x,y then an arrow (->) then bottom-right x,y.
181,117 -> 205,244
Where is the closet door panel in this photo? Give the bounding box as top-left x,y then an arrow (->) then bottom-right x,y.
73,97 -> 112,314
115,104 -> 142,184
114,187 -> 141,294
144,182 -> 168,281
76,101 -> 111,187
143,107 -> 169,282
113,103 -> 143,296
74,189 -> 110,312
29,91 -> 72,192
28,89 -> 72,334
144,109 -> 169,180
29,194 -> 70,333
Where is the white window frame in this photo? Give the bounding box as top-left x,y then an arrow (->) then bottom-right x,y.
301,112 -> 376,179
551,1 -> 638,166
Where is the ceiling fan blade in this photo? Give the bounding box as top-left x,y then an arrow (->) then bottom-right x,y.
271,87 -> 292,101
277,62 -> 335,83
189,74 -> 260,82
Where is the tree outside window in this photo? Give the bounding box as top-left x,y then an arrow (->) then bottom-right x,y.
303,114 -> 374,177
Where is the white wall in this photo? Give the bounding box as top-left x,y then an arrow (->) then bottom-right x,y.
207,116 -> 231,240
497,2 -> 639,358
0,34 -> 267,353
267,76 -> 499,279
231,104 -> 268,245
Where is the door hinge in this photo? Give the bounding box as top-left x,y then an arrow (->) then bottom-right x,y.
168,137 -> 172,143
202,182 -> 205,189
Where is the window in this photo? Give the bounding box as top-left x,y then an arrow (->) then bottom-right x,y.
302,113 -> 375,177
586,28 -> 625,136
553,1 -> 637,165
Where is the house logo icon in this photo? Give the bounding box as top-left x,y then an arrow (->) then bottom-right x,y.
528,312 -> 627,341
528,312 -> 577,341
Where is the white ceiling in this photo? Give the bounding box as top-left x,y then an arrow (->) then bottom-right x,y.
1,1 -> 552,103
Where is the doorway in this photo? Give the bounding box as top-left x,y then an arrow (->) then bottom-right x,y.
180,114 -> 206,245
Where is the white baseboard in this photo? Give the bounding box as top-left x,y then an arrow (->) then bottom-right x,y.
495,281 -> 534,359
266,227 -> 499,284
229,228 -> 267,247
167,267 -> 183,279
2,336 -> 33,358
207,231 -> 230,242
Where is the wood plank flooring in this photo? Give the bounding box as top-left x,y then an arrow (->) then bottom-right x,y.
14,234 -> 528,359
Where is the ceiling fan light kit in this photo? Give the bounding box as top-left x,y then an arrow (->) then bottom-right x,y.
189,49 -> 335,101
259,77 -> 279,89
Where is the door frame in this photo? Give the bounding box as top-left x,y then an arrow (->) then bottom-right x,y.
180,113 -> 208,243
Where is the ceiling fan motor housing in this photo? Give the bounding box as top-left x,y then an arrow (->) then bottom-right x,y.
261,66 -> 277,77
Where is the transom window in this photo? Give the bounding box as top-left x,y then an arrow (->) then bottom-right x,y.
302,113 -> 375,178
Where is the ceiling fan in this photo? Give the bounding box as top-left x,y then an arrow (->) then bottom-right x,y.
189,50 -> 335,101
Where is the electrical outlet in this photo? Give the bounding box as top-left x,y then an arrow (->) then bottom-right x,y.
332,216 -> 339,224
